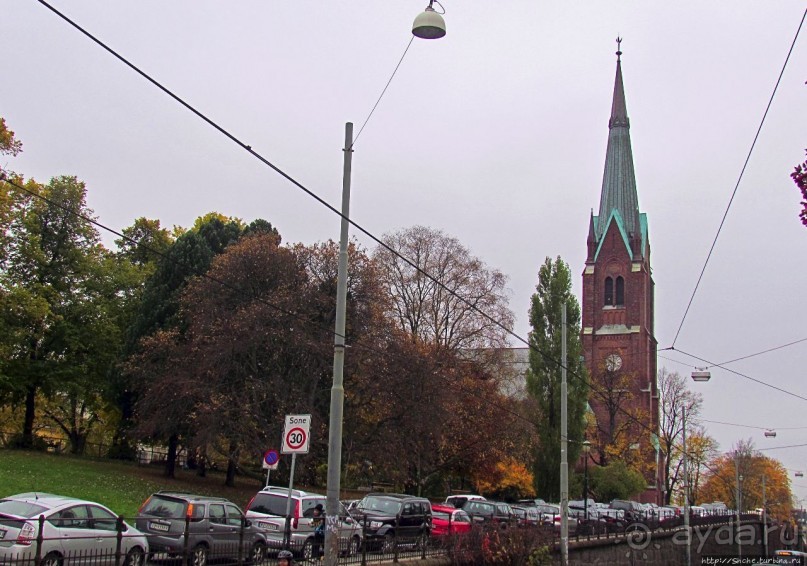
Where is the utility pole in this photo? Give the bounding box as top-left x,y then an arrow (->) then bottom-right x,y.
683,406 -> 690,566
762,475 -> 767,558
324,122 -> 353,566
560,303 -> 569,566
734,450 -> 743,558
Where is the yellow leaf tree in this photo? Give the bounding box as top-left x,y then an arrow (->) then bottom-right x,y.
699,440 -> 792,521
473,456 -> 536,500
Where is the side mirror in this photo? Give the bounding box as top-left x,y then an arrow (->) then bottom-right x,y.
244,520 -> 252,528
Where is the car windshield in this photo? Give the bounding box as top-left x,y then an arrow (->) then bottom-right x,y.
0,500 -> 49,518
140,495 -> 188,518
358,497 -> 401,515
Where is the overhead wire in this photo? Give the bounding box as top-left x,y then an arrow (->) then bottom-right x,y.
670,6 -> 807,348
672,347 -> 807,404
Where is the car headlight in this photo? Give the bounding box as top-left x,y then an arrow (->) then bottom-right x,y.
369,521 -> 383,529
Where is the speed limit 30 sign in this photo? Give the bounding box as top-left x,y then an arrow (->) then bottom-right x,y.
281,414 -> 311,454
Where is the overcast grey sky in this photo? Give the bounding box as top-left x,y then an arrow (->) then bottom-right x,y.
3,1 -> 807,502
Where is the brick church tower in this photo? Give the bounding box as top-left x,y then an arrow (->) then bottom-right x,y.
581,45 -> 661,504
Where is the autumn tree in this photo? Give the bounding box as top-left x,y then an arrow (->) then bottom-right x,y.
473,456 -> 536,500
0,175 -> 121,450
658,368 -> 704,504
369,226 -> 521,493
680,427 -> 718,506
699,440 -> 792,521
526,256 -> 589,500
373,225 -> 514,351
0,117 -> 22,158
587,357 -> 652,475
129,235 -> 387,487
792,149 -> 807,228
116,214 -> 254,469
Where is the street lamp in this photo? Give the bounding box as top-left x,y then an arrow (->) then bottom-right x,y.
324,10 -> 446,566
582,440 -> 591,522
412,0 -> 447,39
691,369 -> 711,382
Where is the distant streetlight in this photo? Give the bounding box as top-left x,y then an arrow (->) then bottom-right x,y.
764,430 -> 777,438
412,0 -> 447,39
691,369 -> 711,382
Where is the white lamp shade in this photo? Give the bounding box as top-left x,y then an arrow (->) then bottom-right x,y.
412,8 -> 446,39
691,371 -> 711,382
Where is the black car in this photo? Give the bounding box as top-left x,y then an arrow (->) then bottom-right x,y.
351,493 -> 432,553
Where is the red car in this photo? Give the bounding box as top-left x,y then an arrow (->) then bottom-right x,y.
431,504 -> 473,537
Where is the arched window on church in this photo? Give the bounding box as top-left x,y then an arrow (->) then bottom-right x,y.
616,276 -> 625,306
604,277 -> 614,306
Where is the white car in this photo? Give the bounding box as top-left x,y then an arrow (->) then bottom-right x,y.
0,493 -> 148,566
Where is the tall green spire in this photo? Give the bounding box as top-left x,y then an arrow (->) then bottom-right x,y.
596,40 -> 640,241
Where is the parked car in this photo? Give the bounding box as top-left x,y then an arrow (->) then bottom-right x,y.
430,504 -> 472,537
444,495 -> 486,510
516,498 -> 546,508
464,500 -> 515,529
594,507 -> 626,531
533,504 -> 579,534
351,493 -> 431,553
658,506 -> 680,522
609,500 -> 645,523
510,506 -> 539,527
136,491 -> 266,566
245,486 -> 361,559
0,493 -> 149,566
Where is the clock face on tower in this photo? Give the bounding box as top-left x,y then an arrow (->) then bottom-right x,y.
605,353 -> 623,372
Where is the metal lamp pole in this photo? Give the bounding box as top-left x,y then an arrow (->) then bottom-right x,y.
682,406 -> 690,566
324,122 -> 353,566
583,440 -> 591,523
560,303 -> 569,565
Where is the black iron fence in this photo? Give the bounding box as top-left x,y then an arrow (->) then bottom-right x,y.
0,506 -> 781,566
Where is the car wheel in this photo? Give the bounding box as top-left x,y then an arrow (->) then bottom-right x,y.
248,542 -> 266,565
40,552 -> 63,566
348,535 -> 361,556
188,544 -> 208,566
381,533 -> 395,554
124,547 -> 145,566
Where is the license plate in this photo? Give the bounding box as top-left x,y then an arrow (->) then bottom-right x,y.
150,522 -> 170,532
258,522 -> 279,531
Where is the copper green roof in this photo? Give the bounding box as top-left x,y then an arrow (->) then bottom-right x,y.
592,48 -> 647,261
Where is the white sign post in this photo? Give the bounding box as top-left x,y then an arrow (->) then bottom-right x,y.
281,415 -> 311,549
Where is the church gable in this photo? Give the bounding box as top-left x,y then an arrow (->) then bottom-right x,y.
594,209 -> 634,262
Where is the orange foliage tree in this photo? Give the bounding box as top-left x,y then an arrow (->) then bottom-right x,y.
473,456 -> 536,500
699,440 -> 792,521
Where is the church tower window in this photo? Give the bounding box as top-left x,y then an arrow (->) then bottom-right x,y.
604,277 -> 614,306
616,276 -> 625,306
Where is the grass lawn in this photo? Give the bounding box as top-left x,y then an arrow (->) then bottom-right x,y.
0,449 -> 267,519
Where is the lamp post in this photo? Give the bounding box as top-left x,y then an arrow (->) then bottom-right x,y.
682,406 -> 691,566
688,369 -> 709,564
583,440 -> 591,523
323,11 -> 445,566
